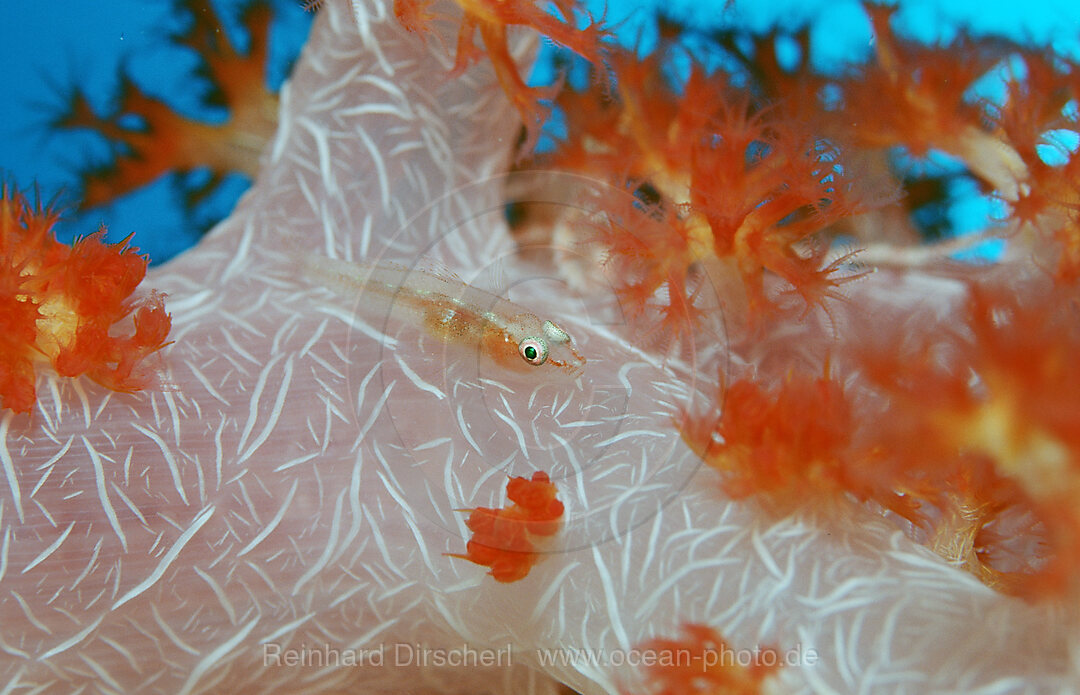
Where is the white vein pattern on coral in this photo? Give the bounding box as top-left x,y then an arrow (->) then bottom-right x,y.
0,0 -> 1074,693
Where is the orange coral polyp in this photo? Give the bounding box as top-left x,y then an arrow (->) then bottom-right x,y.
0,187 -> 172,414
449,471 -> 564,582
687,375 -> 854,502
545,46 -> 875,327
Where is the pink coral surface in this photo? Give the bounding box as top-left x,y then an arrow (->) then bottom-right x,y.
0,1 -> 1075,693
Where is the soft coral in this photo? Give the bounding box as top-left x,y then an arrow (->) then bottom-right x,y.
681,370 -> 923,524
53,0 -> 281,228
681,276 -> 1080,598
529,43 -> 888,337
0,186 -> 172,414
841,5 -> 1025,192
854,283 -> 1080,596
394,0 -> 607,151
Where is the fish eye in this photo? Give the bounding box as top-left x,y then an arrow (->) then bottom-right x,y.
519,337 -> 548,366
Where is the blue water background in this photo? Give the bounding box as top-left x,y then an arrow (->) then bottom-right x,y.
1,0 -> 1078,263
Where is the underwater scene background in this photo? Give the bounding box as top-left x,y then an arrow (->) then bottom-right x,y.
2,0 -> 1079,262
3,0 -> 1080,693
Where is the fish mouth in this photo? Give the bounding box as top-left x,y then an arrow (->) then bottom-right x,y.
564,359 -> 586,380
548,356 -> 586,381
564,345 -> 586,378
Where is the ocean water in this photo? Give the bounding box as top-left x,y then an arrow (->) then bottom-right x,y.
0,0 -> 1078,263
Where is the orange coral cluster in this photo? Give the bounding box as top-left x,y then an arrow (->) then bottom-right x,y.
838,7 -> 1014,161
443,0 -> 1080,599
860,285 -> 1080,595
500,3 -> 1080,336
393,0 -> 607,150
683,281 -> 1080,596
448,471 -> 564,582
844,8 -> 1080,280
0,186 -> 171,414
680,371 -> 925,524
54,0 -> 281,226
630,624 -> 780,695
520,37 -> 891,335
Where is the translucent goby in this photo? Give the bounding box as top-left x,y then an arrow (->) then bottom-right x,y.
302,255 -> 586,379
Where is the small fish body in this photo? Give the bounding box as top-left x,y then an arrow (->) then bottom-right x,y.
302,255 -> 585,379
